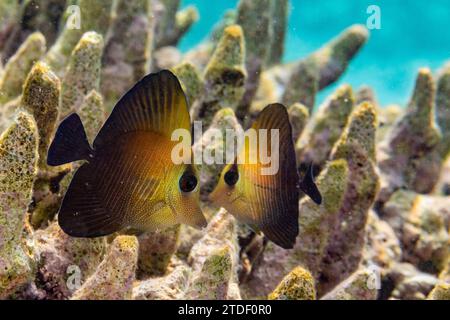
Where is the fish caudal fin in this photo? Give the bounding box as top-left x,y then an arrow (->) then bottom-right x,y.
300,163 -> 322,205
47,113 -> 93,166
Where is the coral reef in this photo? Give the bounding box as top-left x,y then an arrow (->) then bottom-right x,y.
0,0 -> 448,301
45,0 -> 113,76
378,69 -> 442,203
193,107 -> 243,198
171,62 -> 202,107
296,85 -> 355,170
32,222 -> 106,299
191,25 -> 246,128
0,112 -> 38,299
71,236 -> 138,300
0,32 -> 46,103
153,0 -> 198,49
186,209 -> 240,300
100,0 -> 153,111
268,266 -> 316,300
436,62 -> 450,158
133,264 -> 191,300
321,268 -> 378,300
385,262 -> 439,300
60,31 -> 104,117
319,102 -> 379,294
137,225 -> 180,277
288,103 -> 309,141
382,190 -> 449,273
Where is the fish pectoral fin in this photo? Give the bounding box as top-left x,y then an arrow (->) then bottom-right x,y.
58,163 -> 124,237
300,163 -> 322,205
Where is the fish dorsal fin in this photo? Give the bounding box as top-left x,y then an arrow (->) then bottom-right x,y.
241,103 -> 300,249
93,70 -> 191,150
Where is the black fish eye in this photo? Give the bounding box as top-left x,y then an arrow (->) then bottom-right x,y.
180,172 -> 197,193
224,169 -> 239,186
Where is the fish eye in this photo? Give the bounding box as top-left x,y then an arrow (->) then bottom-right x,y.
224,169 -> 239,186
179,172 -> 198,193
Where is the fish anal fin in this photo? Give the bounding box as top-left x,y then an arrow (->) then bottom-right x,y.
261,217 -> 299,249
58,163 -> 124,237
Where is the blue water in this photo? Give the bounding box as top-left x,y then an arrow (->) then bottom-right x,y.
179,0 -> 450,108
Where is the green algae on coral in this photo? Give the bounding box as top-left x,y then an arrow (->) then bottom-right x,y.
21,61 -> 60,169
193,107 -> 243,198
33,222 -> 107,299
288,103 -> 309,141
296,84 -> 355,169
78,90 -> 106,144
133,264 -> 191,300
427,282 -> 450,300
321,268 -> 378,300
312,24 -> 369,89
45,0 -> 113,75
171,62 -> 202,107
60,32 -> 104,118
319,102 -> 379,295
240,159 -> 349,299
0,32 -> 46,103
297,159 -> 349,276
21,60 -> 62,226
192,25 -> 246,127
187,209 -> 240,299
268,266 -> 316,300
101,0 -> 153,111
0,112 -> 38,298
72,235 -> 138,300
282,58 -> 319,111
378,68 -> 442,202
137,225 -> 181,277
332,101 -> 378,161
186,246 -> 234,300
436,62 -> 450,158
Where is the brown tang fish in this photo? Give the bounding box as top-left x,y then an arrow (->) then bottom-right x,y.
47,70 -> 207,237
209,103 -> 321,249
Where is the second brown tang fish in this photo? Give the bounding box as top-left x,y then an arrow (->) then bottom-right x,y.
209,104 -> 321,249
47,70 -> 207,237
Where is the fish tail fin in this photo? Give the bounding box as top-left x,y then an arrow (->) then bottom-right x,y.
47,113 -> 94,166
300,163 -> 322,205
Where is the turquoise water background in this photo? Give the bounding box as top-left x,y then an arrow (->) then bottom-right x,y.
179,0 -> 450,108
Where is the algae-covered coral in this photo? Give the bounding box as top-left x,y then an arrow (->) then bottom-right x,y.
0,0 -> 449,301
